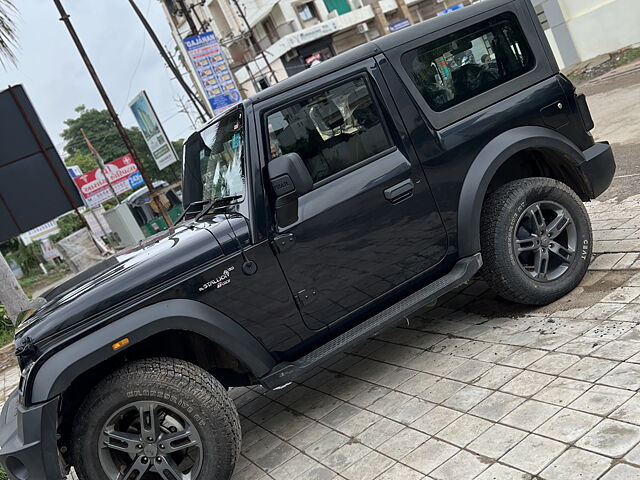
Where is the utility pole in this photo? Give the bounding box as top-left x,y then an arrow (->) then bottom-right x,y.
81,129 -> 121,204
229,0 -> 278,83
52,0 -> 173,227
176,0 -> 200,36
127,0 -> 210,123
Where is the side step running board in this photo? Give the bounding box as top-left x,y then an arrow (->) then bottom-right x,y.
260,253 -> 482,389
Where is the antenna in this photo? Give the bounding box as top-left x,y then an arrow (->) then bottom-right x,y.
224,213 -> 257,276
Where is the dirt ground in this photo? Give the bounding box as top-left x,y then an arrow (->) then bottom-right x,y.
579,59 -> 640,202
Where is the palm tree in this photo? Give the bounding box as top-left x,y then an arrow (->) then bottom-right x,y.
0,0 -> 16,67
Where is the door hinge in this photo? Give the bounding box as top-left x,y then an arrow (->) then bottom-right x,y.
296,288 -> 318,309
273,233 -> 295,253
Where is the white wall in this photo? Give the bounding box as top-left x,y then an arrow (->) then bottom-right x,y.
559,0 -> 640,62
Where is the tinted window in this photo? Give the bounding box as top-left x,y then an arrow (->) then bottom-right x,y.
267,77 -> 392,183
402,13 -> 534,112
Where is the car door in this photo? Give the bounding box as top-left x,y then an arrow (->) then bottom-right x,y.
260,60 -> 448,330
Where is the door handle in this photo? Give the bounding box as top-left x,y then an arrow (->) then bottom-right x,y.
384,179 -> 414,204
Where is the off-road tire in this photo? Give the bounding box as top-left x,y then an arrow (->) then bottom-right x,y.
71,357 -> 241,480
480,177 -> 592,305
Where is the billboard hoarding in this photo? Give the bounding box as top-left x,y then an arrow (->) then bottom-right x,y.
0,85 -> 83,243
183,32 -> 241,114
129,91 -> 179,171
72,154 -> 144,208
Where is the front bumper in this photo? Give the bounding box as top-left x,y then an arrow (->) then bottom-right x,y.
0,390 -> 63,480
579,141 -> 616,199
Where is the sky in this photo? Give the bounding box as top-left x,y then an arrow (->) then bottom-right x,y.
0,0 -> 200,157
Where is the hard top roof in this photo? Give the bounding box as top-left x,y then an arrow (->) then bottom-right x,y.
249,0 -> 518,104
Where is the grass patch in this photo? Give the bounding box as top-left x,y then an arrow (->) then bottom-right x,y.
613,46 -> 640,67
0,466 -> 6,479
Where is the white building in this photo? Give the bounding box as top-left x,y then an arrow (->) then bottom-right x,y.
161,0 -> 477,100
531,0 -> 640,69
163,0 -> 640,108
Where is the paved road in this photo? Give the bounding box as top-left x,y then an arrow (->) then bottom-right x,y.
581,59 -> 640,202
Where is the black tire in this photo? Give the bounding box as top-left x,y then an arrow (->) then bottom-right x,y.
480,177 -> 592,305
71,357 -> 241,480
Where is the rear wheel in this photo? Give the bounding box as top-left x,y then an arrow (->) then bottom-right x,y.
72,358 -> 241,480
480,177 -> 592,305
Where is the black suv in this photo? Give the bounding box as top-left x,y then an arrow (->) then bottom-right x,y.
0,0 -> 615,478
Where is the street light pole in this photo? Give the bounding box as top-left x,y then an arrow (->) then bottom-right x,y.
52,0 -> 173,227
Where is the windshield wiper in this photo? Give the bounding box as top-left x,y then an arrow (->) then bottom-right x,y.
193,195 -> 243,222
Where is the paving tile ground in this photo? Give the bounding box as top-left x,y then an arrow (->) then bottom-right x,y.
1,196 -> 640,479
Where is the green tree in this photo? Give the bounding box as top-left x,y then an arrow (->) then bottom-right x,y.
61,106 -> 181,185
0,0 -> 16,67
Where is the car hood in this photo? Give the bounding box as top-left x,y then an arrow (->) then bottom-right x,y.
16,219 -> 229,347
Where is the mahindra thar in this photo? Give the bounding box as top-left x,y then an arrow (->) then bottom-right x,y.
0,0 -> 615,478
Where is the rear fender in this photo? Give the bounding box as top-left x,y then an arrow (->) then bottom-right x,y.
457,126 -> 589,257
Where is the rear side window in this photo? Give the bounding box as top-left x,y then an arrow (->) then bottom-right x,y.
266,77 -> 392,184
402,13 -> 534,112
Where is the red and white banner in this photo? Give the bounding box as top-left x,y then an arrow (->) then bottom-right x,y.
72,154 -> 143,208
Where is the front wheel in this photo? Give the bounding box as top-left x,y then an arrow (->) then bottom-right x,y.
480,177 -> 592,305
72,358 -> 241,480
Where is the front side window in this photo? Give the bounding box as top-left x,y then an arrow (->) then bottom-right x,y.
182,108 -> 245,206
267,77 -> 392,184
402,13 -> 534,112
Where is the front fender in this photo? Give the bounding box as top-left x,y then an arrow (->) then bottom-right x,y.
27,299 -> 276,404
457,126 -> 589,257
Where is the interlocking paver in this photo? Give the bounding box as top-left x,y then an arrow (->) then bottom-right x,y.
534,409 -> 601,443
470,391 -> 525,421
576,419 -> 640,457
569,385 -> 634,415
598,362 -> 640,390
467,424 -> 527,459
377,427 -> 429,460
410,405 -> 462,435
610,394 -> 640,424
560,357 -> 619,382
474,463 -> 532,479
402,438 -> 459,475
532,377 -> 591,406
539,448 -> 611,480
501,400 -> 561,432
375,463 -> 424,480
500,434 -> 566,474
430,450 -> 490,480
529,352 -> 580,375
500,370 -> 555,396
435,414 -> 492,447
600,464 -> 640,479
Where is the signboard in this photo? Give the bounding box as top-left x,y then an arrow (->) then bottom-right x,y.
0,85 -> 83,243
129,91 -> 179,171
19,220 -> 60,245
72,154 -> 144,208
183,32 -> 241,114
437,3 -> 465,15
389,18 -> 411,32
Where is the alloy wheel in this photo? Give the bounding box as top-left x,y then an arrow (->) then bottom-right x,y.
512,200 -> 577,282
98,400 -> 204,480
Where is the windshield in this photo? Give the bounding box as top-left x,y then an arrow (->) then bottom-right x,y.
182,108 -> 245,207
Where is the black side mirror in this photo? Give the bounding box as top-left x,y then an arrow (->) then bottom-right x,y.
268,153 -> 312,227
